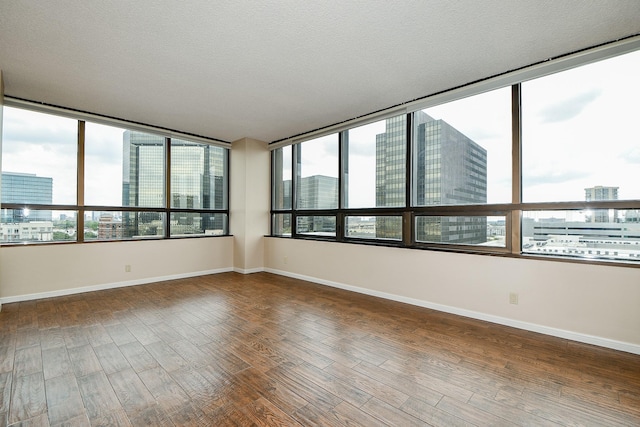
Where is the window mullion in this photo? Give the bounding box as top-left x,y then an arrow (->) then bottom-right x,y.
405,112 -> 414,247
510,84 -> 522,255
165,137 -> 171,238
338,131 -> 346,241
77,120 -> 85,242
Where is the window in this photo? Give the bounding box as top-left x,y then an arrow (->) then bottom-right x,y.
296,134 -> 338,210
522,210 -> 640,262
416,215 -> 506,247
344,116 -> 406,209
296,215 -> 336,237
272,145 -> 292,211
412,87 -> 511,206
85,122 -> 130,207
1,106 -> 230,244
346,216 -> 402,241
0,209 -> 77,243
270,43 -> 640,265
84,211 -> 165,241
272,213 -> 291,237
522,50 -> 640,203
2,107 -> 77,205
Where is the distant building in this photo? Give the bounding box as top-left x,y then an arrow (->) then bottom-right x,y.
0,221 -> 53,242
295,175 -> 337,234
522,217 -> 640,261
523,217 -> 640,242
97,214 -> 123,240
1,172 -> 53,222
585,186 -> 619,223
375,112 -> 487,243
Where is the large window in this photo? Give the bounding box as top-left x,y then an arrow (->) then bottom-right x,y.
344,117 -> 406,209
296,134 -> 338,210
271,44 -> 640,265
412,87 -> 511,206
522,50 -> 640,203
1,106 -> 230,244
2,108 -> 77,205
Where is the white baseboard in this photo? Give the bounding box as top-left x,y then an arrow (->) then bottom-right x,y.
233,267 -> 265,274
0,267 -> 234,304
264,268 -> 640,356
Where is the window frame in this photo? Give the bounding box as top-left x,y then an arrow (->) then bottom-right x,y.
1,104 -> 231,245
269,37 -> 640,267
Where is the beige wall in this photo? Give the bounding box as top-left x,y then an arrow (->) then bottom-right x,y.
265,237 -> 640,353
230,137 -> 270,273
0,237 -> 233,301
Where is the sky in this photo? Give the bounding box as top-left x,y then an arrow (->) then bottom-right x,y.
2,49 -> 639,216
1,109 -> 128,206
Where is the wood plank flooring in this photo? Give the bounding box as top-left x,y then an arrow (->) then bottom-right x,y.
0,272 -> 639,426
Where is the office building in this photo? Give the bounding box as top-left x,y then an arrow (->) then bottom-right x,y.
1,172 -> 53,222
585,185 -> 619,222
375,112 -> 488,242
296,174 -> 338,234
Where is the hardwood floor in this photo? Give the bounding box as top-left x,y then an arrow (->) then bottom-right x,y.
0,272 -> 638,426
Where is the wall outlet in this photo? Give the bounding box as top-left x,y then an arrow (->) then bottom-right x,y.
283,256 -> 288,265
125,264 -> 131,273
509,292 -> 519,305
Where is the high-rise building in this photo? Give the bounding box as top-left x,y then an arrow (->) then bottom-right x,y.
585,186 -> 619,223
122,131 -> 165,208
295,175 -> 338,234
122,131 -> 227,236
1,172 -> 53,222
376,112 -> 487,243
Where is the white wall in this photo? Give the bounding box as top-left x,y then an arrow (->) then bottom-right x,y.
0,237 -> 233,302
265,237 -> 640,354
230,138 -> 270,273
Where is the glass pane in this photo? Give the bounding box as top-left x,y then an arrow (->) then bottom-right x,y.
272,213 -> 291,236
170,212 -> 226,237
84,211 -> 164,240
522,210 -> 640,262
85,122 -> 126,206
522,50 -> 640,202
416,215 -> 504,246
296,215 -> 336,237
412,87 -> 511,206
296,134 -> 338,209
273,146 -> 292,210
344,116 -> 406,208
1,209 -> 76,243
1,107 -> 77,204
122,130 -> 166,208
171,139 -> 227,210
346,216 -> 402,240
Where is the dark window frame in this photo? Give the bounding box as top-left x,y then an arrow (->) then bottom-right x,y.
1,109 -> 231,246
269,44 -> 640,268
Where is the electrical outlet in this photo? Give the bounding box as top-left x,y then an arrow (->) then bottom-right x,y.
509,292 -> 519,305
283,256 -> 288,265
125,264 -> 131,273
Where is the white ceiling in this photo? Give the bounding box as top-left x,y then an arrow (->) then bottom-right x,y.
1,1 -> 639,143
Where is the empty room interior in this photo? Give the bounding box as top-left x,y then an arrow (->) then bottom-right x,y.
1,1 -> 639,426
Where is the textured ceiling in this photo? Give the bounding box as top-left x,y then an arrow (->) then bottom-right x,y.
1,1 -> 639,143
